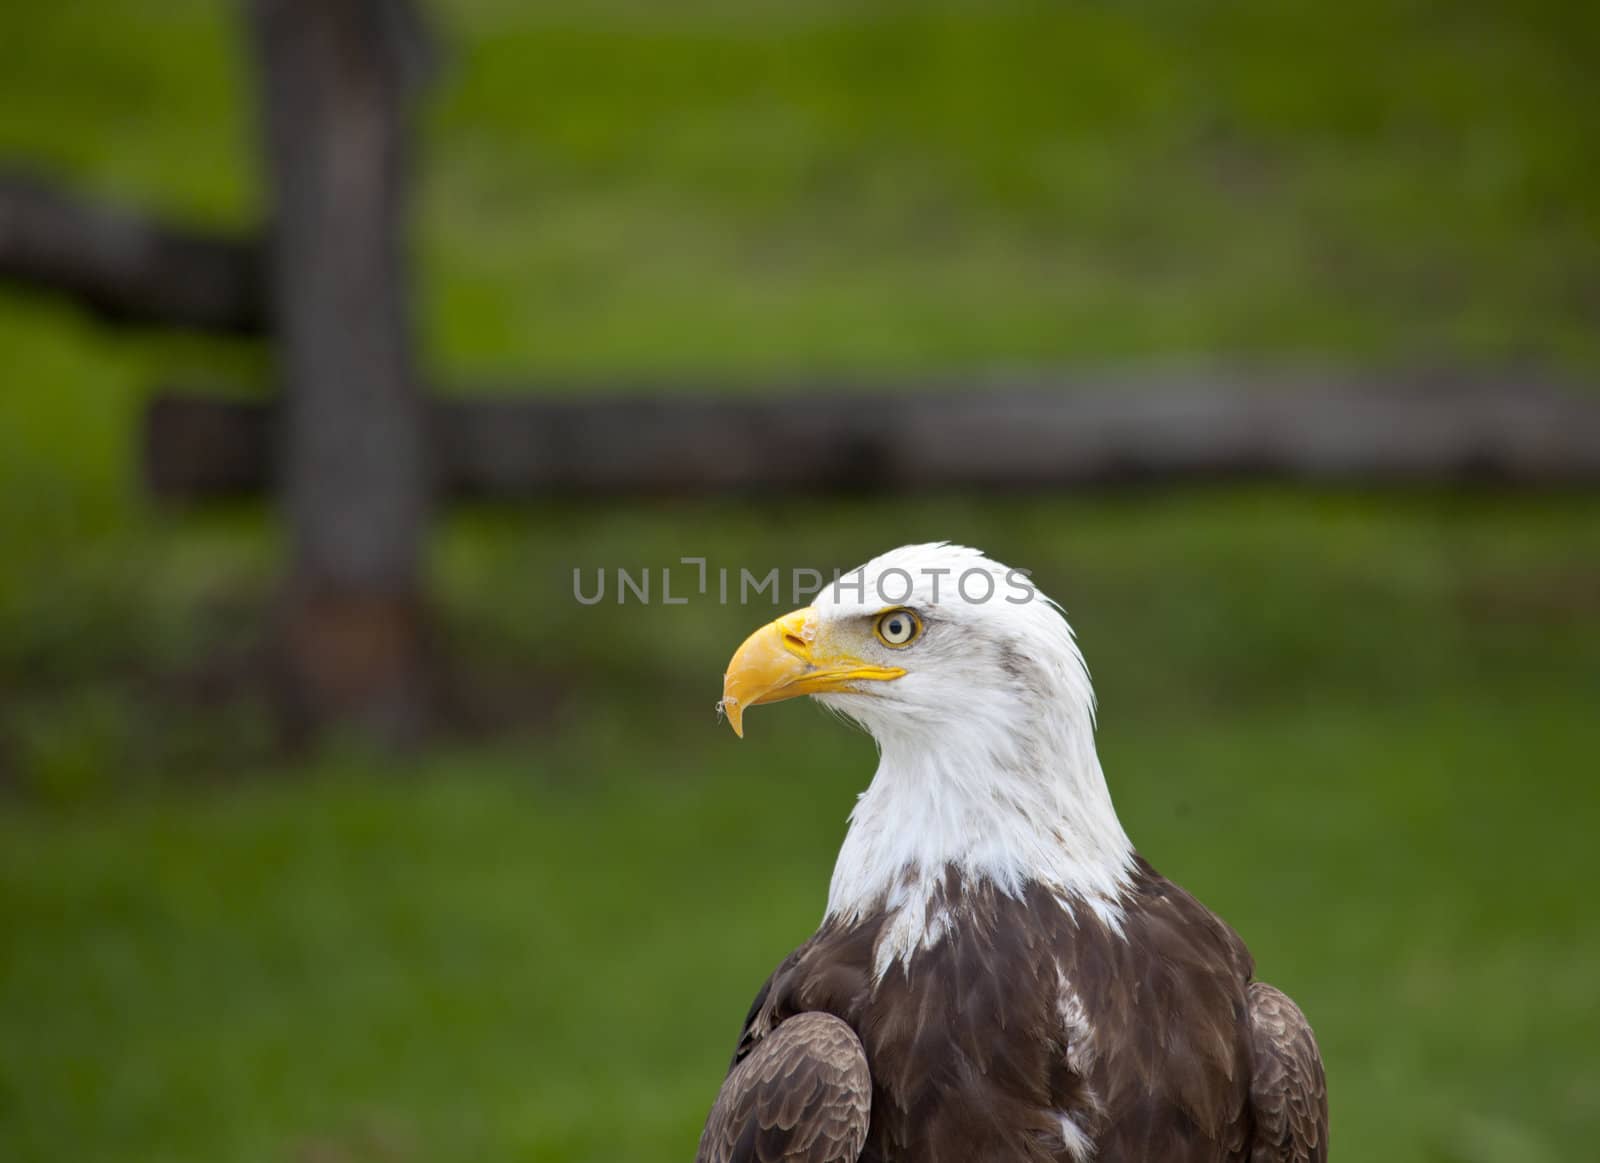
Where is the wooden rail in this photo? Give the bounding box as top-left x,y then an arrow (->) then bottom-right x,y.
145,375 -> 1600,498
0,172 -> 264,334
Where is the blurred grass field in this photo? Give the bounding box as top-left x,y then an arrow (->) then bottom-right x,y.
2,2 -> 1599,1162
6,497 -> 1600,1163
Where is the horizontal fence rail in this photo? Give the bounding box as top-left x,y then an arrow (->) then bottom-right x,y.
0,173 -> 265,335
145,376 -> 1600,499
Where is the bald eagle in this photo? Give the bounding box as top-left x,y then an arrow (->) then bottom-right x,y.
700,544 -> 1327,1163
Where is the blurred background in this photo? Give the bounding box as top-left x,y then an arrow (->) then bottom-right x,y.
2,1 -> 1598,1160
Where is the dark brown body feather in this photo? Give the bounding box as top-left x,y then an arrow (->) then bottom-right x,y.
698,857 -> 1326,1163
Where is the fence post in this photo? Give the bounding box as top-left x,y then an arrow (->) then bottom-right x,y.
247,0 -> 437,744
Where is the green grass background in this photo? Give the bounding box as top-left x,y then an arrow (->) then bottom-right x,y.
1,2 -> 1598,1161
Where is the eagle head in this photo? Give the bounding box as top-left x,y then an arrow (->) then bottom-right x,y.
719,542 -> 1093,747
718,542 -> 1132,945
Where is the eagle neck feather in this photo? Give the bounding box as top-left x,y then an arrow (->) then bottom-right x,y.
824,696 -> 1133,979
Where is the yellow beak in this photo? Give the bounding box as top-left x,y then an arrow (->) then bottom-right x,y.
719,606 -> 906,737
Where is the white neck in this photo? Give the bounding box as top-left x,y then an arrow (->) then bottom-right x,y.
823,694 -> 1135,976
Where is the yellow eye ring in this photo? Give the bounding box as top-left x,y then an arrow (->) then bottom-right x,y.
873,607 -> 923,648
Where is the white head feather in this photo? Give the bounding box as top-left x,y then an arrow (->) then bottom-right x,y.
809,543 -> 1134,977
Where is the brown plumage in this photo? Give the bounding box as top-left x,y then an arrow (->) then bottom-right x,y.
697,862 -> 1327,1163
697,1013 -> 871,1163
1246,983 -> 1329,1163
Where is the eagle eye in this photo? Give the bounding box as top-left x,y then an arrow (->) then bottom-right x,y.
873,608 -> 922,648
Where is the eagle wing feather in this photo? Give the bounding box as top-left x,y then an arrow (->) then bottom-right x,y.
696,1012 -> 871,1163
1246,981 -> 1328,1163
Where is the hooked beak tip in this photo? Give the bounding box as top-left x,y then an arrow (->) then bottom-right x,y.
718,695 -> 746,738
